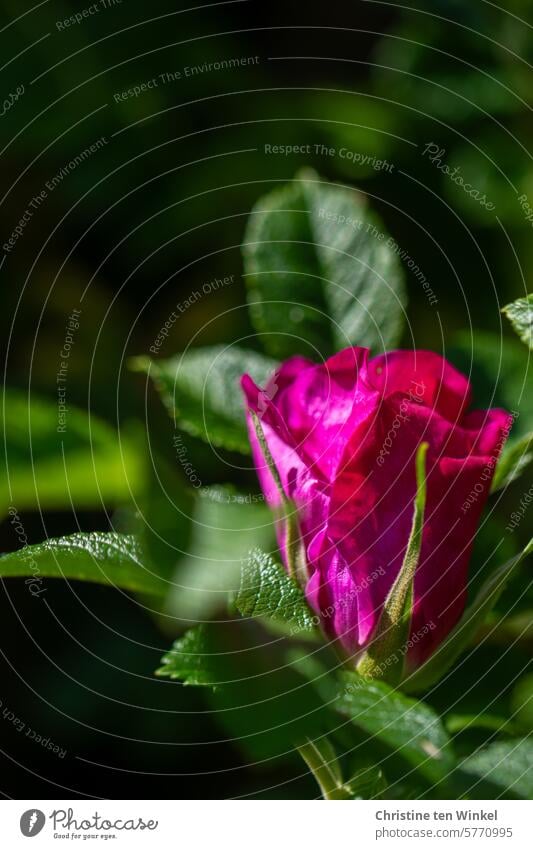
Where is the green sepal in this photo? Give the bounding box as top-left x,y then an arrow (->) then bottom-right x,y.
357,443 -> 428,685
250,410 -> 307,586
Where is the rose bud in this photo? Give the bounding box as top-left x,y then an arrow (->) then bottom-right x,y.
241,346 -> 512,680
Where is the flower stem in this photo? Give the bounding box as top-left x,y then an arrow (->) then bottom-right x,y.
296,739 -> 352,800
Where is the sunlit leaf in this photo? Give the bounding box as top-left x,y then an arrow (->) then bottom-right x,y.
0,532 -> 164,596
503,294 -> 533,349
234,548 -> 315,634
243,169 -> 407,359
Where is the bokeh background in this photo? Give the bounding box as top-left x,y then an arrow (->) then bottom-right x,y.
1,0 -> 532,798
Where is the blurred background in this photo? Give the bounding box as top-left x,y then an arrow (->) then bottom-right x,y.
0,0 -> 532,798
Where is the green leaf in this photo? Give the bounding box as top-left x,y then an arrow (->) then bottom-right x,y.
338,671 -> 455,784
491,432 -> 533,492
234,548 -> 316,634
503,294 -> 533,349
357,443 -> 428,684
291,653 -> 454,784
0,532 -> 165,596
164,488 -> 275,623
1,389 -> 145,514
156,624 -> 233,687
131,346 -> 277,454
242,169 -> 407,360
405,539 -> 533,693
460,738 -> 533,799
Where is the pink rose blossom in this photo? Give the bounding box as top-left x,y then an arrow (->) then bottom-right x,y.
241,346 -> 511,670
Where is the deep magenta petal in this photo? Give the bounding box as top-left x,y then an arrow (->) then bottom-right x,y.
271,347 -> 372,475
367,349 -> 472,422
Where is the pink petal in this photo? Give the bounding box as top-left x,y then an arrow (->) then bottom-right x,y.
368,349 -> 472,422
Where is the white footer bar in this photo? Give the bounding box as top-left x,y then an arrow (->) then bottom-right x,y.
2,799 -> 531,848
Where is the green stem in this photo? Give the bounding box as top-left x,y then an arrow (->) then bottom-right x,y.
296,740 -> 351,800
